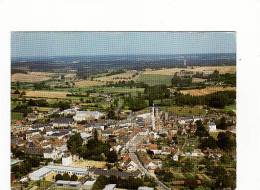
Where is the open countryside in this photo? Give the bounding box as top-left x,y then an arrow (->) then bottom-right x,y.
11,32 -> 236,190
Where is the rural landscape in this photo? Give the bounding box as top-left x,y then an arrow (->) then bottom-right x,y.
11,32 -> 236,190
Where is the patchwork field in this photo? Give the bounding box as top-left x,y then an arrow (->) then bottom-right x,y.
180,86 -> 235,96
142,66 -> 236,75
75,80 -> 105,87
94,70 -> 139,83
93,86 -> 145,94
136,74 -> 173,86
11,72 -> 55,83
24,90 -> 69,99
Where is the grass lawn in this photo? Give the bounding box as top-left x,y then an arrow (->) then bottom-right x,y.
11,112 -> 23,121
210,131 -> 220,140
136,74 -> 173,86
35,181 -> 54,190
184,173 -> 196,179
224,104 -> 236,112
37,107 -> 53,112
161,105 -> 206,116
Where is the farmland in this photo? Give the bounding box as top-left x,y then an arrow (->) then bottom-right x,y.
136,74 -> 173,86
142,66 -> 236,75
24,90 -> 69,99
74,80 -> 105,87
11,72 -> 55,83
180,86 -> 235,96
94,70 -> 139,83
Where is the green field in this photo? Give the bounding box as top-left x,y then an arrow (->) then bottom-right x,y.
91,86 -> 144,94
224,104 -> 236,112
11,112 -> 23,121
136,74 -> 173,86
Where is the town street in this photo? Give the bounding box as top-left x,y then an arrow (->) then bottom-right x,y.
127,133 -> 171,190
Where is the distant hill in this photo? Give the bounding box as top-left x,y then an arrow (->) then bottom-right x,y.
11,53 -> 236,78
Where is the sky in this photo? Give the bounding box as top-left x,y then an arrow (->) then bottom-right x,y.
11,32 -> 236,57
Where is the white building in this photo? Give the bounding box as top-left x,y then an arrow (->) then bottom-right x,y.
73,111 -> 104,122
208,122 -> 217,132
138,187 -> 154,190
43,148 -> 63,160
62,154 -> 73,166
103,184 -> 116,190
83,180 -> 96,190
29,165 -> 88,181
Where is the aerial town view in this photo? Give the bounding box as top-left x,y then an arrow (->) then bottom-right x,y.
11,32 -> 236,190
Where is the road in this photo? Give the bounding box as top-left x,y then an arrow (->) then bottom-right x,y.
126,133 -> 171,190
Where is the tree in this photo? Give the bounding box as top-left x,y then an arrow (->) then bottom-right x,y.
107,106 -> 116,119
183,159 -> 196,172
14,89 -> 20,94
199,136 -> 218,150
70,174 -> 78,181
67,133 -> 83,155
93,129 -> 99,142
217,132 -> 236,151
106,150 -> 118,163
55,174 -> 63,181
63,173 -> 70,181
216,117 -> 228,130
195,120 -> 209,137
92,175 -> 108,190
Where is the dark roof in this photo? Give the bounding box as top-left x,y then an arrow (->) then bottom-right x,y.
52,117 -> 73,124
89,169 -> 139,178
31,123 -> 46,129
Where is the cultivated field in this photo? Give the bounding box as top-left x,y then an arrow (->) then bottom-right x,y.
94,70 -> 139,83
11,72 -> 55,83
142,66 -> 236,75
75,80 -> 105,87
192,78 -> 207,83
24,90 -> 69,98
136,74 -> 173,86
180,86 -> 235,96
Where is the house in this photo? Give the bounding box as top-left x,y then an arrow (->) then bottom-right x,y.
208,122 -> 217,132
83,180 -> 96,190
43,148 -> 63,160
29,165 -> 88,181
138,187 -> 154,190
60,108 -> 79,116
73,111 -> 104,122
89,169 -> 140,179
25,130 -> 41,140
11,124 -> 29,134
27,113 -> 38,122
62,154 -> 73,166
52,117 -> 74,128
80,132 -> 93,144
103,184 -> 116,190
173,154 -> 179,161
55,180 -> 82,189
49,130 -> 70,140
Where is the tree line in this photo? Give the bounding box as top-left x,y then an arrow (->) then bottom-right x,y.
175,90 -> 236,108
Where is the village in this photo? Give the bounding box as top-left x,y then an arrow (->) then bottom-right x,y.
10,32 -> 236,190
11,93 -> 236,190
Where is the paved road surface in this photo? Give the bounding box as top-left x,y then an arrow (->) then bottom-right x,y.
127,133 -> 171,190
